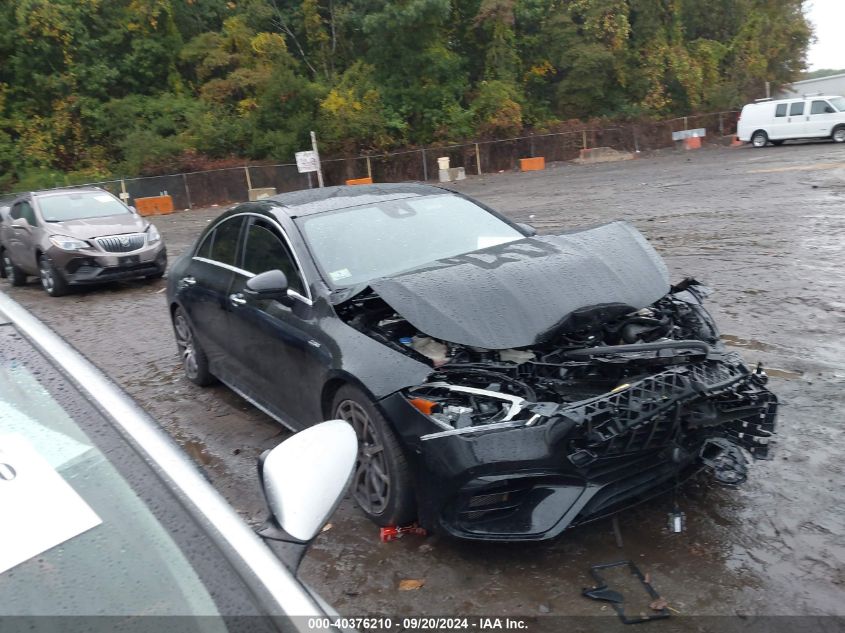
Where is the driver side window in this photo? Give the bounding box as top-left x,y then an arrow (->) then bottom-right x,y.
11,201 -> 37,226
241,219 -> 305,295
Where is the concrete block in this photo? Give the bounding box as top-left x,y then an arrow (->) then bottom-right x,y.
248,187 -> 277,201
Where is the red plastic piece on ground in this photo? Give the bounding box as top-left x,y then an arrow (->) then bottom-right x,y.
380,523 -> 428,542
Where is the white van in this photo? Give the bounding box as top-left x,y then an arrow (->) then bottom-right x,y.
737,95 -> 845,147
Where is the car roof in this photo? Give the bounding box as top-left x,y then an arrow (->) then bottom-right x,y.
268,182 -> 449,217
31,187 -> 109,198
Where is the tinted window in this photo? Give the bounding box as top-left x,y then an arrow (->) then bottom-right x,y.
810,100 -> 831,115
789,102 -> 804,116
12,202 -> 36,226
205,217 -> 243,267
242,220 -> 304,294
196,232 -> 214,259
775,103 -> 787,117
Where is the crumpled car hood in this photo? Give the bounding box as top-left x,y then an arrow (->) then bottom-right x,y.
369,221 -> 670,349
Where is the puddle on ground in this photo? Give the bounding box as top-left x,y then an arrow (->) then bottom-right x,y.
181,439 -> 214,466
722,334 -> 774,352
764,367 -> 804,380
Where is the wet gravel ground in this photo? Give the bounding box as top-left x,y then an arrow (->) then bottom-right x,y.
4,140 -> 845,625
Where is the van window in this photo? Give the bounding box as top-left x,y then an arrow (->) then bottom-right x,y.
789,102 -> 804,116
810,100 -> 832,115
775,103 -> 787,117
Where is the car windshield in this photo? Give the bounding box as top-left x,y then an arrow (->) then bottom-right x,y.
830,97 -> 845,112
0,326 -> 269,622
295,194 -> 524,287
37,191 -> 130,222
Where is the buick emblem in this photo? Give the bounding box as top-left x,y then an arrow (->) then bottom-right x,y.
120,236 -> 130,247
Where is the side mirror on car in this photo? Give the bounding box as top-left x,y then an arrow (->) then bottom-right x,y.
256,420 -> 357,572
517,222 -> 537,236
244,269 -> 294,305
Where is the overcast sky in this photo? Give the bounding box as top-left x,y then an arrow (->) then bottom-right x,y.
806,0 -> 843,70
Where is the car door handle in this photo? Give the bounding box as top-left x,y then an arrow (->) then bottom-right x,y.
229,293 -> 247,307
179,276 -> 197,288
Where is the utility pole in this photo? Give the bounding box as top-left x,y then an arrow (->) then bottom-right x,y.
310,131 -> 324,188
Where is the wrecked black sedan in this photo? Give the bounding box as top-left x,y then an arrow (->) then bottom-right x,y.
167,183 -> 777,541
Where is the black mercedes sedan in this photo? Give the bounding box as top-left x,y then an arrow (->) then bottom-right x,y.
167,183 -> 777,542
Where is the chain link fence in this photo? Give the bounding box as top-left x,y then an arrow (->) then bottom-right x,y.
0,111 -> 739,209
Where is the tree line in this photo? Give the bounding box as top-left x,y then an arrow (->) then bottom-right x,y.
0,0 -> 810,190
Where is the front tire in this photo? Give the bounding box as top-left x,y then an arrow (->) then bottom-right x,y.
38,255 -> 69,296
172,307 -> 215,386
833,126 -> 845,143
332,385 -> 416,526
2,250 -> 27,286
751,130 -> 769,148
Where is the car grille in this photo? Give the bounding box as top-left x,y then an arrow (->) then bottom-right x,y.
97,234 -> 146,253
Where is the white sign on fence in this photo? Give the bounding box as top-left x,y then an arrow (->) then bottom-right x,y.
295,150 -> 319,173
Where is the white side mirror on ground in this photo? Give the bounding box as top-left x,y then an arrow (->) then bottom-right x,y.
257,420 -> 357,565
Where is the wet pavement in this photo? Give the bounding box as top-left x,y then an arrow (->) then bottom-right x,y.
4,141 -> 845,624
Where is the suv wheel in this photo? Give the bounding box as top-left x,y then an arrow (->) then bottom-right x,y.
833,126 -> 845,143
332,385 -> 416,527
38,255 -> 69,297
751,130 -> 768,148
2,250 -> 27,286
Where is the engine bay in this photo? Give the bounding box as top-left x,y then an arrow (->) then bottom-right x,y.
338,278 -> 728,427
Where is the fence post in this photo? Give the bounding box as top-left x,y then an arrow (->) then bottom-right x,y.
366,156 -> 373,180
475,143 -> 482,175
582,130 -> 587,149
683,116 -> 688,131
183,173 -> 193,210
244,166 -> 253,192
719,112 -> 724,137
421,148 -> 428,181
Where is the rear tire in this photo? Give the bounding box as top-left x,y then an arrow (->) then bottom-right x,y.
172,307 -> 216,386
332,384 -> 416,527
833,126 -> 845,143
38,255 -> 69,296
2,250 -> 27,286
751,130 -> 768,148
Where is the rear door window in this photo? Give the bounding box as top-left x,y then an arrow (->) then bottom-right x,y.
775,103 -> 787,117
197,217 -> 244,268
789,101 -> 805,116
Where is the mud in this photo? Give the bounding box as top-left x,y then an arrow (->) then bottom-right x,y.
4,141 -> 845,622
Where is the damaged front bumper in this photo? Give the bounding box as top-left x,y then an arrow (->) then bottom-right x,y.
382,352 -> 777,541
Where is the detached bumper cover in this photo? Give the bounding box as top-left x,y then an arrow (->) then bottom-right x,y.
384,353 -> 776,541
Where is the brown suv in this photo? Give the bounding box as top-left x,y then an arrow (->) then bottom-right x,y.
0,188 -> 167,296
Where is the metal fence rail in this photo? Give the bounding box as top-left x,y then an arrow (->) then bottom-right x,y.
0,111 -> 739,209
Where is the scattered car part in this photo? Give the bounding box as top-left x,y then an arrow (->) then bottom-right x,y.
582,561 -> 671,624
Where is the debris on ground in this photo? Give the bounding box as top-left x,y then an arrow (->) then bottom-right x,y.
582,561 -> 670,624
398,579 -> 425,591
380,523 -> 428,542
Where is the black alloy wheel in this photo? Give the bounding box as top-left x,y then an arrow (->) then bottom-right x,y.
332,385 -> 415,526
172,307 -> 215,386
